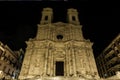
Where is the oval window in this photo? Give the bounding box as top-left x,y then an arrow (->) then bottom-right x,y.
57,35 -> 63,40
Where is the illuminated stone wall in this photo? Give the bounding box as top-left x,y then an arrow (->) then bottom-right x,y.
19,8 -> 99,80
0,41 -> 24,79
96,33 -> 120,78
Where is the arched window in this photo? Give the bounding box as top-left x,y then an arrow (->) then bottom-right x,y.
72,16 -> 75,21
45,16 -> 48,20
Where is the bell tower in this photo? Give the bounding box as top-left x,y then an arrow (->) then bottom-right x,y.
67,8 -> 80,25
40,8 -> 53,24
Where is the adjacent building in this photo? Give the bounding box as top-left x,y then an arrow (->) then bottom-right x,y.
96,33 -> 120,79
19,8 -> 99,80
0,41 -> 24,79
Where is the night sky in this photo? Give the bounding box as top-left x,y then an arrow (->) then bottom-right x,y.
0,1 -> 119,58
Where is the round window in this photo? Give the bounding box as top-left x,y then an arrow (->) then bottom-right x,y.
57,35 -> 63,40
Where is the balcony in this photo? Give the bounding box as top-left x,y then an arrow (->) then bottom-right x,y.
105,50 -> 114,58
107,63 -> 120,72
106,57 -> 118,65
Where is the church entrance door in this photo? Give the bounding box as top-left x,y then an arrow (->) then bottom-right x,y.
55,61 -> 64,76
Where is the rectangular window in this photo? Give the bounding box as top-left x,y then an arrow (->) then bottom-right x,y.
55,61 -> 64,76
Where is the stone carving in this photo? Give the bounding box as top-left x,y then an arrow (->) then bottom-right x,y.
19,8 -> 99,79
34,58 -> 40,67
54,51 -> 65,59
116,71 -> 120,79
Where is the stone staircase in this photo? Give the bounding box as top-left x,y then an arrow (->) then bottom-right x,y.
20,76 -> 97,80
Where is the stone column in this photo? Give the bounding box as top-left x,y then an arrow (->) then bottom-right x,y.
74,29 -> 77,40
44,48 -> 48,76
84,53 -> 90,75
52,29 -> 54,40
46,29 -> 48,39
47,49 -> 51,76
85,49 -> 90,72
52,30 -> 56,40
70,26 -> 72,40
66,49 -> 69,76
45,28 -> 47,39
70,48 -> 75,76
69,48 -> 72,76
42,28 -> 44,39
72,48 -> 76,76
50,49 -> 53,76
19,49 -> 33,79
72,27 -> 74,40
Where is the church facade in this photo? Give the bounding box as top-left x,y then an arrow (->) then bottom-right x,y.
19,8 -> 99,80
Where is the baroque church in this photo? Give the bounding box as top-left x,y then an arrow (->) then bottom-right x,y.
19,8 -> 100,80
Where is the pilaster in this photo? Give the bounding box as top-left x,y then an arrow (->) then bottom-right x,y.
72,48 -> 76,76
44,48 -> 49,76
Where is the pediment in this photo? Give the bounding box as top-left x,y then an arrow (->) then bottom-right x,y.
53,22 -> 67,26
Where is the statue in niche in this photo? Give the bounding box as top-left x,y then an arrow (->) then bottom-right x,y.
35,58 -> 40,67
49,43 -> 53,49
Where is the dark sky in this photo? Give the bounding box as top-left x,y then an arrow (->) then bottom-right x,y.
0,1 -> 119,58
